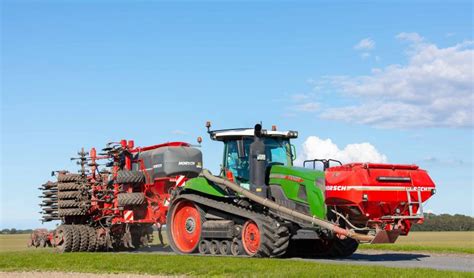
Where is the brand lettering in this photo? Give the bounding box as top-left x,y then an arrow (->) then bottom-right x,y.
326,185 -> 348,191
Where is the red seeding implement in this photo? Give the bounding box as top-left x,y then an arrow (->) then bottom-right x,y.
39,140 -> 202,252
27,229 -> 54,248
38,123 -> 436,257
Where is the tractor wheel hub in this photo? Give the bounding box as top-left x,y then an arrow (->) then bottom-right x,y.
185,217 -> 195,233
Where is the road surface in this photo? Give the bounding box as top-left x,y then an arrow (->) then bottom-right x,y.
134,246 -> 474,272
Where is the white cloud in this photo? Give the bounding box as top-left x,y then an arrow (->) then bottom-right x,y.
396,32 -> 424,43
354,38 -> 375,51
318,33 -> 474,128
361,52 -> 371,59
296,136 -> 388,166
292,102 -> 320,112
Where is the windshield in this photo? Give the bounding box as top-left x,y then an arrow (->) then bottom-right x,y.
224,138 -> 292,183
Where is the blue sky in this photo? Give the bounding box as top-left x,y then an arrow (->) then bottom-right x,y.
1,1 -> 473,229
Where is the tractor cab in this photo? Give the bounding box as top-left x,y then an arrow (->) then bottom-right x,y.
207,123 -> 298,191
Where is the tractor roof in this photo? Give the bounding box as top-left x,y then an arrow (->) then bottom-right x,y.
209,128 -> 298,141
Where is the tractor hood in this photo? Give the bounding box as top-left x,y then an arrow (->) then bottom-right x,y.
268,165 -> 326,219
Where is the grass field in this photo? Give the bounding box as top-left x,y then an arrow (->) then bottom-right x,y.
359,231 -> 474,254
3,231 -> 473,254
0,232 -> 472,277
0,250 -> 471,277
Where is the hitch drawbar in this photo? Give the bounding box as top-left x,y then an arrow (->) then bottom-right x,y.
200,169 -> 375,243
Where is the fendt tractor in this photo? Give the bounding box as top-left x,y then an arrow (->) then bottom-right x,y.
38,122 -> 436,258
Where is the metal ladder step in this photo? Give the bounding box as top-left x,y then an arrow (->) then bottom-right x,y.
406,189 -> 423,217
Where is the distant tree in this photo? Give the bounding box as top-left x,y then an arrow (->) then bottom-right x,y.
411,213 -> 474,231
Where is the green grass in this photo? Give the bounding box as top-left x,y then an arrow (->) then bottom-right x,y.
0,250 -> 470,278
3,232 -> 474,254
360,232 -> 474,254
0,234 -> 31,252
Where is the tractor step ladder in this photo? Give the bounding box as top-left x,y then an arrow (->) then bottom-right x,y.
381,188 -> 424,220
406,188 -> 423,218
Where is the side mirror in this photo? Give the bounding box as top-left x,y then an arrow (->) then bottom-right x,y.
291,144 -> 297,161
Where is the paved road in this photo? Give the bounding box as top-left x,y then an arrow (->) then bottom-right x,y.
300,249 -> 474,272
135,246 -> 474,272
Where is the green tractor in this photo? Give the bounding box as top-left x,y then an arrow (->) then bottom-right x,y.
166,122 -> 370,258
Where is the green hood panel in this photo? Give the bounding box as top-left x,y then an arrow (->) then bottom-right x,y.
269,165 -> 326,219
183,177 -> 227,197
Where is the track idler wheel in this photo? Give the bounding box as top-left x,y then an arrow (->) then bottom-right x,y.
198,240 -> 210,254
167,200 -> 202,254
209,240 -> 220,255
231,239 -> 243,256
219,240 -> 231,255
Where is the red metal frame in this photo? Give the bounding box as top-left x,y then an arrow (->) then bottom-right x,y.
85,140 -> 193,228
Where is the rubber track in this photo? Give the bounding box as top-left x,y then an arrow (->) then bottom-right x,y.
117,193 -> 145,206
58,182 -> 82,191
175,194 -> 289,257
116,170 -> 145,184
78,225 -> 89,252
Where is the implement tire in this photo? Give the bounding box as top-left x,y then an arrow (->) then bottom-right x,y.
58,182 -> 81,191
58,200 -> 80,208
58,191 -> 81,199
327,238 -> 359,258
55,225 -> 73,253
117,193 -> 145,206
116,171 -> 145,184
87,227 -> 97,252
71,226 -> 81,252
59,208 -> 86,216
78,226 -> 89,252
58,173 -> 80,182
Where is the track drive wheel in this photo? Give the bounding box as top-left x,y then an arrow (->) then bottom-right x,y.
242,220 -> 261,257
54,225 -> 73,253
167,200 -> 202,254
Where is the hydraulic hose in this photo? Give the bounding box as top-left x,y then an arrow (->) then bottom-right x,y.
201,169 -> 374,242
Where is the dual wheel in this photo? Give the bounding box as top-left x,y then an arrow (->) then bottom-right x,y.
54,224 -> 97,253
167,200 -> 263,257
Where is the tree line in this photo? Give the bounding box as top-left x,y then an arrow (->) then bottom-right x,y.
410,213 -> 474,231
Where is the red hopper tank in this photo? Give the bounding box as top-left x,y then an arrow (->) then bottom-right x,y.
325,163 -> 436,237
